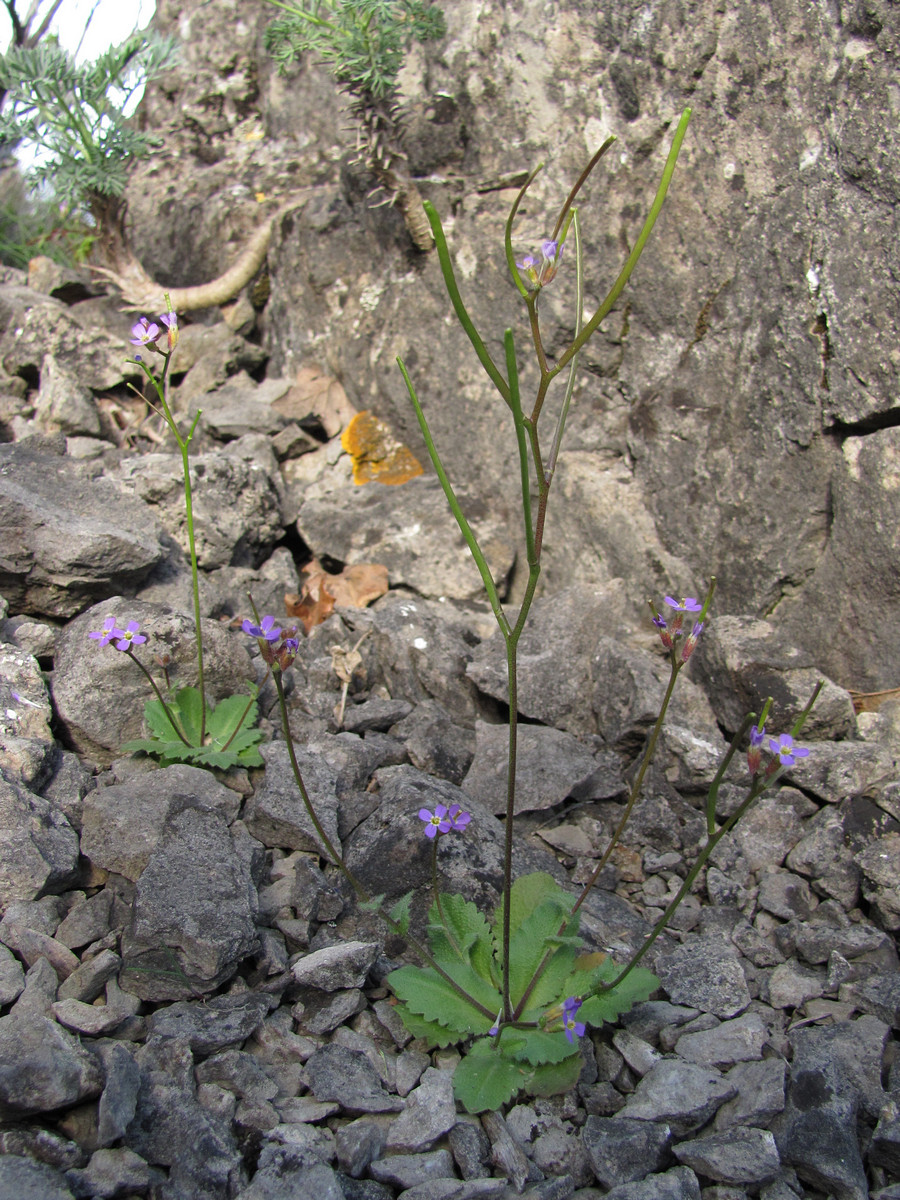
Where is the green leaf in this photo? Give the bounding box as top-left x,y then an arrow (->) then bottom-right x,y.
453,1037 -> 530,1113
428,893 -> 496,985
524,1052 -> 582,1099
499,1027 -> 579,1067
387,965 -> 496,1037
358,894 -> 386,913
127,691 -> 263,770
389,891 -> 413,936
578,965 -> 660,1030
495,872 -> 571,946
393,1005 -> 464,1049
505,898 -> 577,1011
174,686 -> 205,744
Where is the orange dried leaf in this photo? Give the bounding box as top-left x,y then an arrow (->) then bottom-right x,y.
341,411 -> 424,486
285,582 -> 336,634
285,560 -> 389,633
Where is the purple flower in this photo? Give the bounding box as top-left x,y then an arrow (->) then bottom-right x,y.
419,804 -> 452,838
681,621 -> 704,662
130,316 -> 161,347
747,724 -> 766,775
516,238 -> 564,289
242,616 -> 281,642
488,1009 -> 502,1037
768,733 -> 810,768
113,621 -> 146,651
446,804 -> 471,831
561,996 -> 586,1045
663,596 -> 703,613
159,310 -> 179,351
88,616 -> 119,647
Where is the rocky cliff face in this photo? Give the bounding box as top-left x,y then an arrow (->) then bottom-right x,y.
127,0 -> 899,691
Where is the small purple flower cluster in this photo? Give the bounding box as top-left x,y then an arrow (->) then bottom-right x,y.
516,238 -> 564,290
130,311 -> 179,356
241,616 -> 299,671
747,726 -> 810,777
88,616 -> 146,652
651,595 -> 704,662
561,996 -> 586,1044
418,803 -> 471,839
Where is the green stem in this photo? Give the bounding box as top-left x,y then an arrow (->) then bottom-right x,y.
423,202 -> 511,406
398,359 -> 510,636
546,209 -> 584,482
272,670 -> 495,1020
505,330 -> 535,563
550,108 -> 692,380
140,345 -> 207,745
125,648 -> 191,746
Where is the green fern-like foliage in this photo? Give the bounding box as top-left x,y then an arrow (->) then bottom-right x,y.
0,32 -> 177,210
264,0 -> 445,100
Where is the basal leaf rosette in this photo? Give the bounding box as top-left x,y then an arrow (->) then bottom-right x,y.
386,871 -> 659,1112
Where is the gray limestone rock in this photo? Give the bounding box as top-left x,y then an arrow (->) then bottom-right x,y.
113,440 -> 285,570
0,288 -> 131,391
238,1146 -> 345,1200
387,1067 -> 458,1153
673,1127 -> 780,1186
95,1041 -> 142,1148
673,1012 -> 767,1068
619,1060 -> 737,1136
305,1044 -> 404,1114
0,1155 -> 75,1200
0,942 -> 24,1004
121,806 -> 259,1001
33,354 -> 101,438
0,1014 -> 104,1119
600,1164 -> 701,1200
463,720 -> 598,815
773,1015 -> 889,1200
81,762 -> 241,882
690,616 -> 855,738
147,994 -> 274,1055
336,1118 -> 390,1177
369,1149 -> 456,1189
0,443 -> 167,619
290,940 -> 380,990
124,1036 -> 243,1198
64,1147 -> 163,1199
581,1115 -> 672,1189
298,474 -> 514,604
714,1058 -> 787,1131
366,593 -> 481,725
655,940 -> 751,1019
466,586 -> 634,736
390,700 -> 475,786
0,775 -> 79,908
0,643 -> 57,788
243,739 -> 342,859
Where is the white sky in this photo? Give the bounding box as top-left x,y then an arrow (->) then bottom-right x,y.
2,0 -> 154,59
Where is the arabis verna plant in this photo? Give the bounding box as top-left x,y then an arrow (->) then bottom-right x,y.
89,303 -> 265,770
378,110 -> 822,1111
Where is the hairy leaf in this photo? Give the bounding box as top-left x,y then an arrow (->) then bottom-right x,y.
428,893 -> 496,985
453,1037 -> 529,1113
524,1052 -> 582,1099
387,965 -> 496,1036
578,964 -> 660,1029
